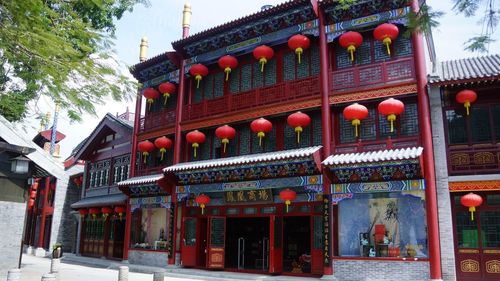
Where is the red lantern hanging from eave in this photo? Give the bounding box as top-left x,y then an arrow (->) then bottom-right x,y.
101,206 -> 113,220
186,130 -> 206,158
189,64 -> 209,88
30,190 -> 37,199
339,31 -> 363,61
343,103 -> 369,137
460,193 -> 483,221
279,188 -> 297,213
288,34 -> 310,64
378,98 -> 405,133
215,125 -> 236,153
253,45 -> 274,72
137,140 -> 155,164
287,111 -> 311,143
143,88 -> 160,111
218,55 -> 238,81
154,136 -> 173,161
28,199 -> 35,209
373,23 -> 399,55
250,118 -> 273,146
88,207 -> 100,220
158,82 -> 176,106
78,208 -> 88,218
114,206 -> 126,220
456,89 -> 477,116
195,194 -> 210,215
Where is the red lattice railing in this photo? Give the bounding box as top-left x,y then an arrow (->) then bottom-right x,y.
331,57 -> 416,93
139,109 -> 176,133
448,144 -> 500,175
333,136 -> 420,154
184,75 -> 320,121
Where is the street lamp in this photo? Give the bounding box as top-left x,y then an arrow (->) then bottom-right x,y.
11,156 -> 30,174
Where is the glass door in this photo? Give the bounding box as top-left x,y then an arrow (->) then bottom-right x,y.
207,217 -> 225,268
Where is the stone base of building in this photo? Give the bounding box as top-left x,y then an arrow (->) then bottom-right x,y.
24,245 -> 34,255
332,259 -> 430,281
128,250 -> 169,268
34,247 -> 48,257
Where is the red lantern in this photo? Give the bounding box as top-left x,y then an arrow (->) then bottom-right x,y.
158,82 -> 176,106
374,23 -> 399,55
339,31 -> 363,61
28,199 -> 35,209
253,45 -> 274,72
101,206 -> 113,220
343,103 -> 369,137
250,118 -> 273,146
154,136 -> 173,161
189,64 -> 209,88
78,208 -> 88,218
460,193 -> 483,221
215,125 -> 236,153
456,89 -> 477,116
32,181 -> 39,191
88,207 -> 100,220
143,88 -> 160,111
137,140 -> 155,164
287,111 -> 311,143
114,206 -> 126,220
186,130 -> 206,158
279,188 -> 297,213
378,98 -> 405,132
288,34 -> 310,64
73,176 -> 83,188
218,55 -> 238,81
30,190 -> 37,199
195,194 -> 210,215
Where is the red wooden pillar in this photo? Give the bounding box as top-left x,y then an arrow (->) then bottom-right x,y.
37,177 -> 51,248
122,199 -> 132,260
318,5 -> 334,276
173,57 -> 186,164
411,0 -> 442,280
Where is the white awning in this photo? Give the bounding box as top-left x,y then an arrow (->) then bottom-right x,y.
164,146 -> 322,172
322,147 -> 423,166
117,173 -> 164,186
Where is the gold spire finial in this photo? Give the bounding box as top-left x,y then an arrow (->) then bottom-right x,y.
182,3 -> 192,28
139,37 -> 149,62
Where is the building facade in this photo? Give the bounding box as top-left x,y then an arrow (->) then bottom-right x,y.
120,0 -> 443,280
430,54 -> 500,281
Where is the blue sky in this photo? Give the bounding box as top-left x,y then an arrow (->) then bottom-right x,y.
47,0 -> 499,158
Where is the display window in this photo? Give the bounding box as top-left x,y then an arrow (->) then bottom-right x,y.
338,190 -> 428,258
130,207 -> 171,252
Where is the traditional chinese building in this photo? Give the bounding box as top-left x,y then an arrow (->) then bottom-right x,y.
70,112 -> 134,259
120,0 -> 443,280
429,54 -> 500,281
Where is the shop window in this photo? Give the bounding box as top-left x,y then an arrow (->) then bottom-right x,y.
487,195 -> 500,205
184,218 -> 196,246
456,211 -> 479,248
470,106 -> 492,143
339,102 -> 419,144
261,207 -> 276,214
226,208 -> 240,215
480,211 -> 500,248
338,191 -> 428,258
130,207 -> 171,251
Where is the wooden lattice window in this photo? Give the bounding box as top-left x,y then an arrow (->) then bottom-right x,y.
283,44 -> 320,81
193,71 -> 224,103
446,103 -> 500,145
229,59 -> 277,94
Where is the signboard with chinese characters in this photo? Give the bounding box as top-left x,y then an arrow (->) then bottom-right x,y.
323,194 -> 331,266
223,189 -> 273,204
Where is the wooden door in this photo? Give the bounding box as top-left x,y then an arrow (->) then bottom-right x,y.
181,217 -> 197,267
207,217 -> 225,268
311,215 -> 324,275
269,215 -> 283,273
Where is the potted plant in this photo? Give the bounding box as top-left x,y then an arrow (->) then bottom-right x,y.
52,243 -> 63,259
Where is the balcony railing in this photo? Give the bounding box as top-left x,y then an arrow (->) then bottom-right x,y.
331,57 -> 415,93
333,136 -> 420,154
184,75 -> 320,121
139,109 -> 176,133
448,143 -> 500,175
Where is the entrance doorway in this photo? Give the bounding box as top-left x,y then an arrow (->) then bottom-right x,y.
225,217 -> 270,271
283,216 -> 311,274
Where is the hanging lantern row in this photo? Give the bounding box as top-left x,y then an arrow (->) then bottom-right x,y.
339,23 -> 399,59
78,206 -> 126,220
279,188 -> 297,213
215,125 -> 236,153
456,89 -> 477,116
195,194 -> 210,215
28,182 -> 38,209
138,137 -> 173,163
287,111 -> 311,143
460,193 -> 483,221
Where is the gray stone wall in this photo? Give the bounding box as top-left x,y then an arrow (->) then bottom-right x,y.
53,178 -> 81,253
333,260 -> 429,281
0,201 -> 27,279
429,85 -> 457,281
49,175 -> 72,254
128,250 -> 168,267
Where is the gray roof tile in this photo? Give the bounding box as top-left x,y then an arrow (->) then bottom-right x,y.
430,54 -> 500,84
